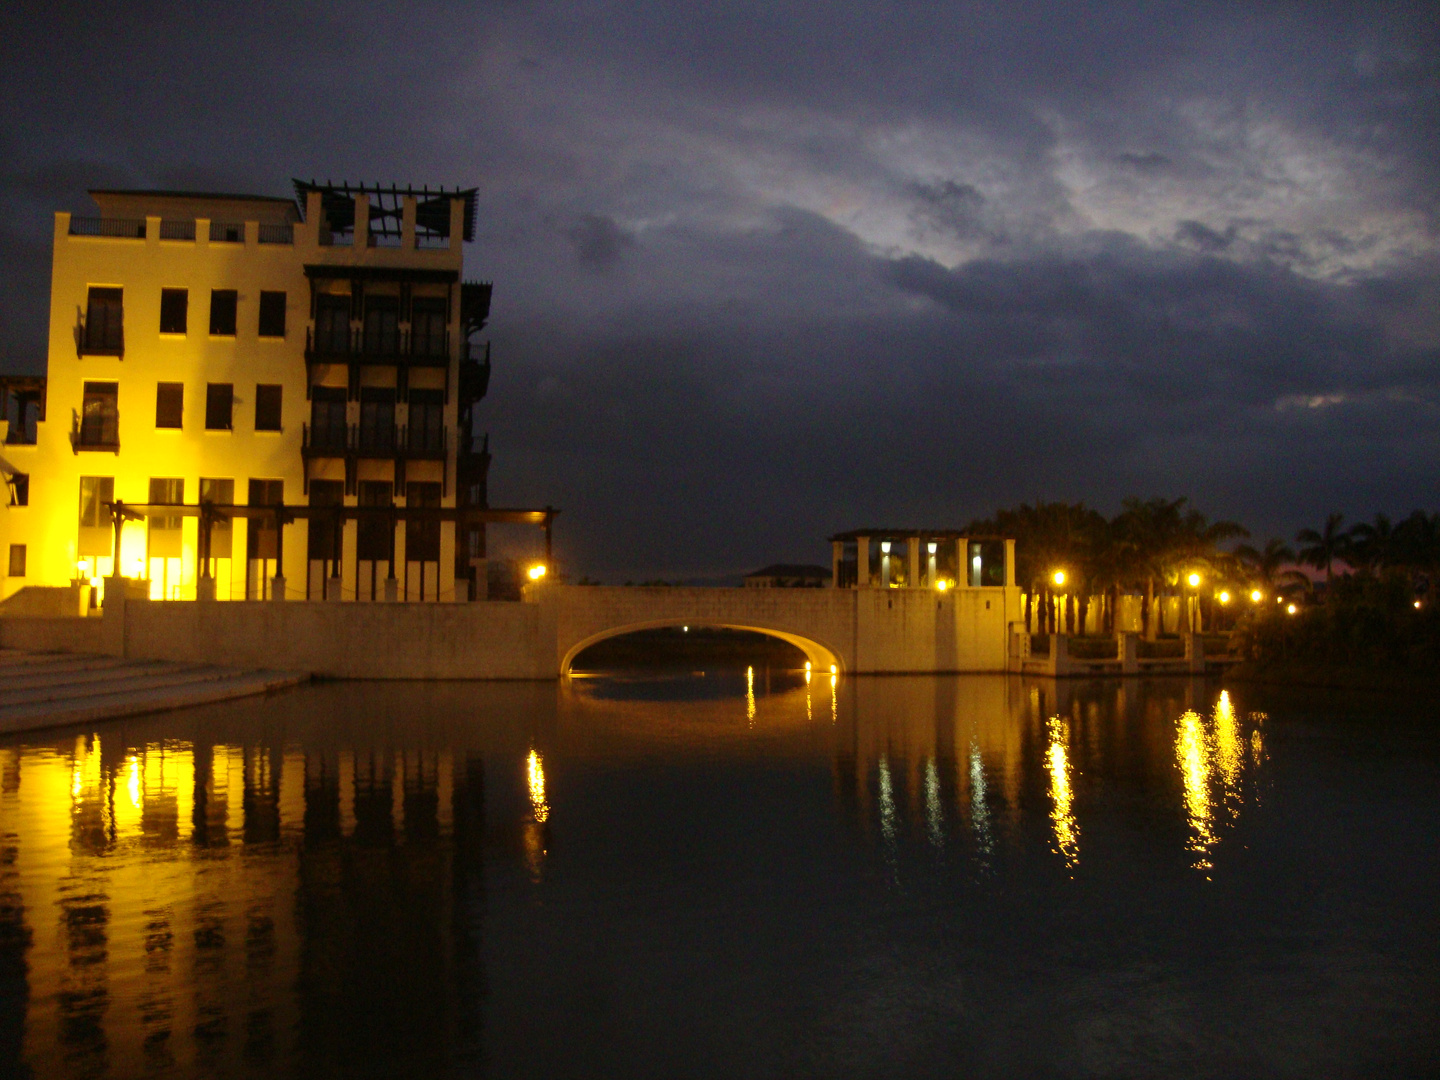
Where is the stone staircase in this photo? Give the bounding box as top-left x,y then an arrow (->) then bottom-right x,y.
0,649 -> 307,734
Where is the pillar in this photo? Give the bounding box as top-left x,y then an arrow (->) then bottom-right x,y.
855,536 -> 870,587
831,541 -> 843,588
1004,538 -> 1017,588
957,537 -> 971,586
907,537 -> 920,589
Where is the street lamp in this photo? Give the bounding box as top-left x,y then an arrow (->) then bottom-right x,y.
1218,591 -> 1230,604
528,564 -> 547,581
1052,570 -> 1066,587
1187,572 -> 1201,588
1250,589 -> 1263,603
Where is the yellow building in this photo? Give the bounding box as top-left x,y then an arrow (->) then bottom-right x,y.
0,181 -> 493,603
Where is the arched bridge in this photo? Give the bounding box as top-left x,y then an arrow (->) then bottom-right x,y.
547,583 -> 1022,676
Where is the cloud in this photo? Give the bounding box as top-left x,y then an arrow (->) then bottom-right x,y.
563,213 -> 637,272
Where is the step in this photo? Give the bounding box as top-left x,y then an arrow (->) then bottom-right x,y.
0,670 -> 308,734
1,666 -> 238,708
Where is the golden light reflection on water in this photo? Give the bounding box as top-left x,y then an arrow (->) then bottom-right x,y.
746,665 -> 756,725
1177,710 -> 1217,870
527,748 -> 549,824
1045,716 -> 1080,870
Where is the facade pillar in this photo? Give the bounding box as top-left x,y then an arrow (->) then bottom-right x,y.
831,540 -> 843,588
1004,538 -> 1017,588
907,537 -> 921,589
855,536 -> 870,587
957,537 -> 970,586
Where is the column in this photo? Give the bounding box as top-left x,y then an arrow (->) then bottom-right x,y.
831,540 -> 843,588
1004,538 -> 1017,588
907,537 -> 921,589
855,536 -> 870,587
957,537 -> 970,587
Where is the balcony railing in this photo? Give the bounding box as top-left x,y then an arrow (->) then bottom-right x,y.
76,415 -> 119,451
305,327 -> 452,364
210,221 -> 245,243
302,422 -> 450,459
402,423 -> 446,458
159,219 -> 196,240
79,325 -> 124,357
258,223 -> 293,244
68,217 -> 145,239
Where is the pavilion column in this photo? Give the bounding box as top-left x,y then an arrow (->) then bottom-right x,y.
831,541 -> 843,587
907,537 -> 921,589
1004,538 -> 1017,588
271,508 -> 287,601
957,537 -> 970,586
855,536 -> 870,587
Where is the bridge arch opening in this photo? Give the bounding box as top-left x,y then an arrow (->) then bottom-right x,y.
562,621 -> 843,677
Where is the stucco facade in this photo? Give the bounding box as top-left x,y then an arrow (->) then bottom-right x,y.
1,182 -> 488,604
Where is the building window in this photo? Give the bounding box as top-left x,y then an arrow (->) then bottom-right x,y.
160,288 -> 188,334
7,472 -> 27,507
314,295 -> 351,354
406,481 -> 442,562
357,481 -> 394,562
363,296 -> 400,355
307,480 -> 344,560
83,287 -> 124,354
199,478 -> 235,558
309,387 -> 348,452
258,291 -> 286,337
148,478 -> 184,558
7,545 -> 24,578
79,382 -> 119,447
205,384 -> 233,430
411,297 -> 447,358
156,382 -> 184,429
254,384 -> 282,431
209,289 -> 238,336
358,388 -> 395,453
78,476 -> 114,530
407,389 -> 445,453
247,479 -> 284,559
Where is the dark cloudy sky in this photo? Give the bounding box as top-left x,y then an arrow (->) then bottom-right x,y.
2,2 -> 1437,579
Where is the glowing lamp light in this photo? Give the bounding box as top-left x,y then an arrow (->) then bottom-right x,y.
1052,570 -> 1066,587
804,661 -> 812,671
880,541 -> 891,554
1187,573 -> 1201,588
1415,600 -> 1422,610
1286,603 -> 1297,615
936,579 -> 948,592
527,565 -> 547,581
1251,589 -> 1263,603
1218,591 -> 1230,604
972,555 -> 982,567
76,560 -> 87,574
829,664 -> 837,675
927,542 -> 937,554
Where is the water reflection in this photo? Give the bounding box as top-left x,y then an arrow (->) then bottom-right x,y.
0,676 -> 1290,1078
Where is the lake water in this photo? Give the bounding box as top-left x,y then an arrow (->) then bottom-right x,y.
1,672 -> 1437,1078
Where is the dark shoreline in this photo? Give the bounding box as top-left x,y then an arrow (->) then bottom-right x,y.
1227,660 -> 1440,696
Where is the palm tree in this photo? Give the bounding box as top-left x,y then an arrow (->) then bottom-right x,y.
1235,538 -> 1296,592
1296,512 -> 1349,586
1347,513 -> 1395,574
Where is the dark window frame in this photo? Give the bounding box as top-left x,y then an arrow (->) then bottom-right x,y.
79,381 -> 119,447
7,473 -> 27,507
7,544 -> 24,578
159,288 -> 188,334
254,384 -> 283,431
205,383 -> 234,431
83,287 -> 124,354
258,291 -> 287,338
209,289 -> 238,336
155,382 -> 184,429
